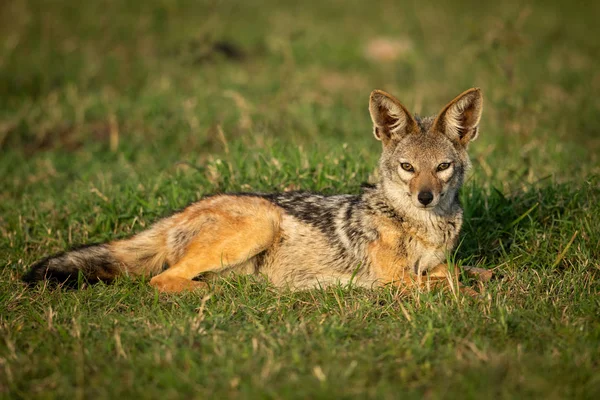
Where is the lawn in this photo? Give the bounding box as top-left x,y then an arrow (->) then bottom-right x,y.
1,0 -> 599,398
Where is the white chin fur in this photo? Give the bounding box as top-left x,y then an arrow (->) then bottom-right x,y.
411,198 -> 439,210
383,181 -> 431,219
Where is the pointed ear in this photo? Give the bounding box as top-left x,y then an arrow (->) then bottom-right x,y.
433,88 -> 483,146
369,90 -> 417,143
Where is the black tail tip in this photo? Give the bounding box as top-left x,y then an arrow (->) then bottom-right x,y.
22,258 -> 50,284
22,256 -> 78,287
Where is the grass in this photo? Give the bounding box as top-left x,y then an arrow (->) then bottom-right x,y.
1,0 -> 599,398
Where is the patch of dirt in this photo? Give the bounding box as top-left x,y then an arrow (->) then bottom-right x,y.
364,37 -> 413,62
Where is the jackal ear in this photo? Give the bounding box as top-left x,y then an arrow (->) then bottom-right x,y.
369,90 -> 417,143
433,88 -> 483,146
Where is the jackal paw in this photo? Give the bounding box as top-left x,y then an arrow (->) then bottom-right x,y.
461,266 -> 494,282
149,276 -> 209,293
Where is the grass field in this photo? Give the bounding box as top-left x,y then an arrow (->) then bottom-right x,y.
1,0 -> 600,398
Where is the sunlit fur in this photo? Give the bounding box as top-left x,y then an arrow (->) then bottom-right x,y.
379,115 -> 469,213
24,89 -> 483,293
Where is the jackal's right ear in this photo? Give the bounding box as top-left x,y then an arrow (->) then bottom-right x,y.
369,90 -> 417,143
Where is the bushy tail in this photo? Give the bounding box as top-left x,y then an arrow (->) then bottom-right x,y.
23,222 -> 170,286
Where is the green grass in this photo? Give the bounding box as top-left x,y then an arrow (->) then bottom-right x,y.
1,0 -> 600,398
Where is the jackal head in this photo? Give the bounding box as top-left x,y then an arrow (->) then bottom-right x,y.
369,88 -> 483,213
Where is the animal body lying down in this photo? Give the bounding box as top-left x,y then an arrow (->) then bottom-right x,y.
24,88 -> 485,294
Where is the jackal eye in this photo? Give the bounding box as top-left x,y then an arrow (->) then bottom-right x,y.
400,163 -> 414,172
437,162 -> 451,172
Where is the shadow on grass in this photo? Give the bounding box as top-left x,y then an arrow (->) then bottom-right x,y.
457,175 -> 599,269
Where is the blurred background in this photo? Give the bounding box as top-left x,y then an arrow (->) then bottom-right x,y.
1,0 -> 599,211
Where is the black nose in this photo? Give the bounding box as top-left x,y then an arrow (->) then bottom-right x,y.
417,191 -> 434,206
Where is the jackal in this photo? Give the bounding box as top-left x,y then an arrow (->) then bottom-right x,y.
24,88 -> 484,293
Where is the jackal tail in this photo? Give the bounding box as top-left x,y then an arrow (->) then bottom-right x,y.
22,223 -> 169,286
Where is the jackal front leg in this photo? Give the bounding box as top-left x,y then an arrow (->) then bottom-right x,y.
425,264 -> 488,296
381,264 -> 478,296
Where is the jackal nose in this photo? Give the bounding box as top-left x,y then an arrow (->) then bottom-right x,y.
417,191 -> 434,206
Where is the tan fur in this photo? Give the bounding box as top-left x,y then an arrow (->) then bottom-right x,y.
367,215 -> 409,282
264,216 -> 359,289
148,196 -> 282,292
109,219 -> 172,276
433,88 -> 483,146
369,90 -> 419,143
24,88 -> 485,296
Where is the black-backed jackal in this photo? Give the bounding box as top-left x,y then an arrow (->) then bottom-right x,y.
24,88 -> 485,294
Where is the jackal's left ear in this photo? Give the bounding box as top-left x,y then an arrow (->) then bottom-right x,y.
369,90 -> 417,144
434,88 -> 483,146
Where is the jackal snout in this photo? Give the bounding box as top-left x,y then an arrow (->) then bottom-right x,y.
406,166 -> 450,209
417,191 -> 433,206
